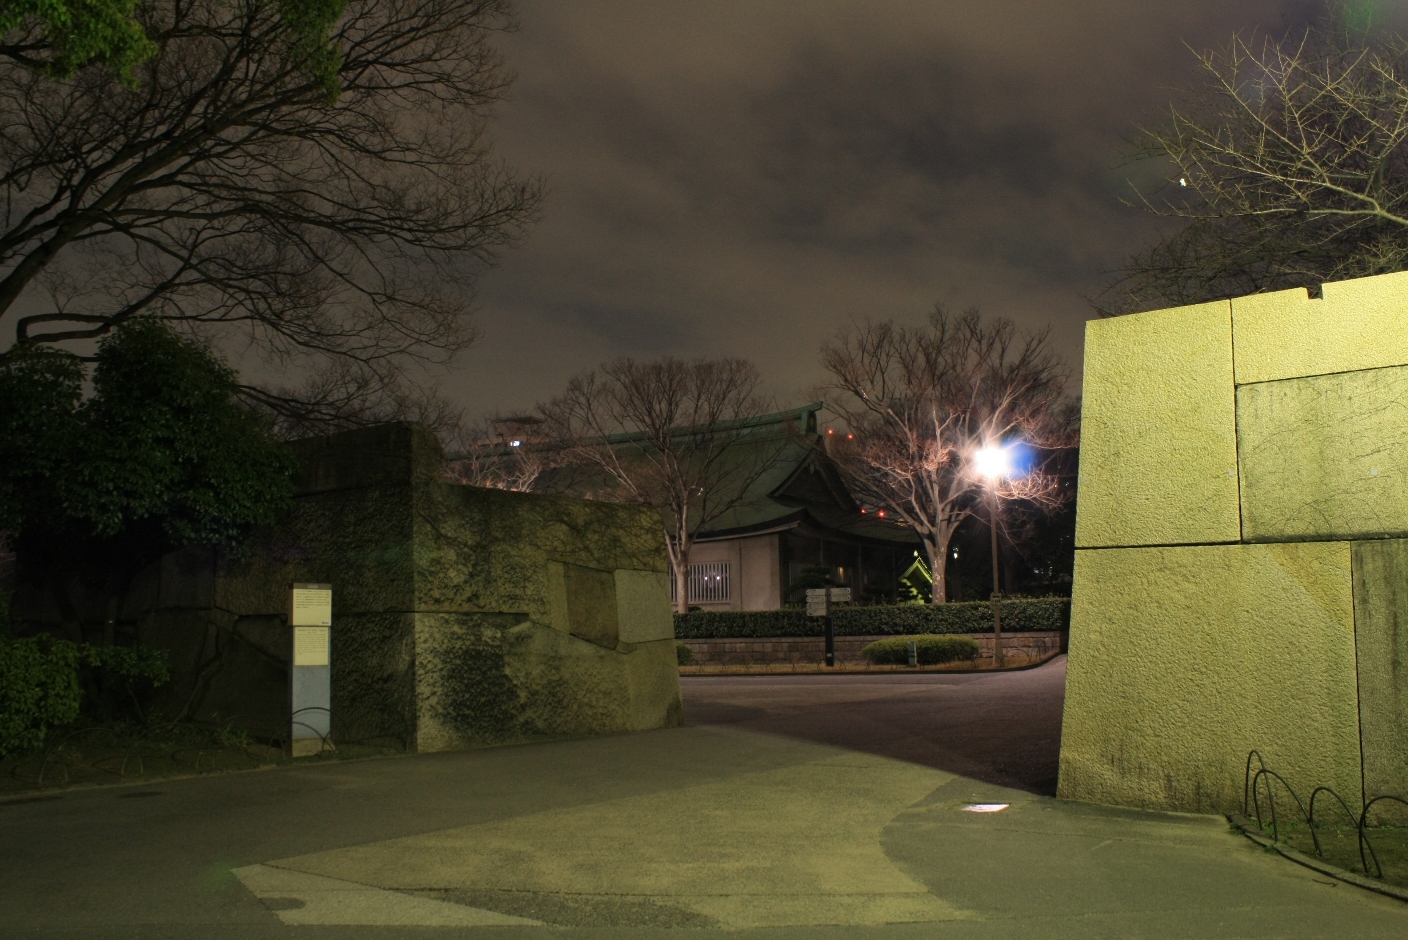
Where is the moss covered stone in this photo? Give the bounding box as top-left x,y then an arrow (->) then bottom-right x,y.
71,422 -> 682,752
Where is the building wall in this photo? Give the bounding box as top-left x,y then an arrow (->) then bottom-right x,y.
685,539 -> 742,611
1060,270 -> 1408,814
686,532 -> 901,611
685,533 -> 793,611
739,534 -> 781,610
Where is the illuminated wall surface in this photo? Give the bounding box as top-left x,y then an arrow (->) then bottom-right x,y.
1061,270 -> 1408,814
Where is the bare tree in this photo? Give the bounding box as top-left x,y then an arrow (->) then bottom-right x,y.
541,357 -> 787,613
819,308 -> 1074,604
0,0 -> 540,427
442,415 -> 558,492
1103,11 -> 1408,313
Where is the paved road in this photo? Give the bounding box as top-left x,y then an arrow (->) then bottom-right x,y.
681,657 -> 1067,795
1,656 -> 1405,938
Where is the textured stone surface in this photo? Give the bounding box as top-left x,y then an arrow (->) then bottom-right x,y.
1075,301 -> 1240,548
410,483 -> 665,616
565,564 -> 619,648
1352,539 -> 1408,814
122,423 -> 681,750
328,612 -> 417,746
615,570 -> 673,643
214,484 -> 416,617
401,479 -> 681,751
1238,366 -> 1408,541
1231,271 -> 1408,384
1059,541 -> 1361,813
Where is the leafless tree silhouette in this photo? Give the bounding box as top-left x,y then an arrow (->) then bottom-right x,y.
541,357 -> 788,613
441,415 -> 560,492
0,0 -> 540,431
819,308 -> 1075,604
1104,13 -> 1408,313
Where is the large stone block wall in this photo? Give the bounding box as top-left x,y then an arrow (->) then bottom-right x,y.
17,422 -> 682,752
403,480 -> 680,750
1061,269 -> 1408,814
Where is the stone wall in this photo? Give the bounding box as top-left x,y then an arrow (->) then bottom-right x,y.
18,422 -> 683,752
1061,270 -> 1408,814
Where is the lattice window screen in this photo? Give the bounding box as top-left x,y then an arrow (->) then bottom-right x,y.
671,562 -> 731,603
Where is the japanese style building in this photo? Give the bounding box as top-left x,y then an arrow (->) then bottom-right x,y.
459,403 -> 921,611
671,403 -> 918,610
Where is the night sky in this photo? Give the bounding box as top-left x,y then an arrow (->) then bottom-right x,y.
445,0 -> 1405,423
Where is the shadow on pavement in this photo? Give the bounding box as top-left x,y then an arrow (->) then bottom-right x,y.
681,655 -> 1067,796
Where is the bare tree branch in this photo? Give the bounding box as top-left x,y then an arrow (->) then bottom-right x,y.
0,0 -> 541,424
1102,13 -> 1408,313
441,415 -> 563,492
539,357 -> 790,613
818,307 -> 1075,603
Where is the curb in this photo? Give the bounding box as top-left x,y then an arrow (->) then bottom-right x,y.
679,652 -> 1063,677
1227,813 -> 1408,903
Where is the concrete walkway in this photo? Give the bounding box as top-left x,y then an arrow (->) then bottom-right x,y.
2,658 -> 1405,937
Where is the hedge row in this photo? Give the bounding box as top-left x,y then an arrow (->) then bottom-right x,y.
862,635 -> 981,666
672,597 -> 1070,639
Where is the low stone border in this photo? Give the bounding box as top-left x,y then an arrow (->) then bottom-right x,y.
677,631 -> 1063,668
678,649 -> 1062,676
1227,813 -> 1408,903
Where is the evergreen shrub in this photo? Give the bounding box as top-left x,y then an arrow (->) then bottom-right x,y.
0,638 -> 171,756
0,635 -> 81,756
672,597 -> 1070,639
862,634 -> 981,665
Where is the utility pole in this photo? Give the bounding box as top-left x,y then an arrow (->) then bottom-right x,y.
988,486 -> 1004,668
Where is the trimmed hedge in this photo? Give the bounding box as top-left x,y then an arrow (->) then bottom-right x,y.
673,597 -> 1070,639
862,635 -> 980,666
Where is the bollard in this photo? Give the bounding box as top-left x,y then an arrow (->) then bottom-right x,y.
907,639 -> 917,667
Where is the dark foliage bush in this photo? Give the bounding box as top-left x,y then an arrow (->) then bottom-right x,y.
862,635 -> 981,665
675,642 -> 693,666
0,635 -> 81,756
0,637 -> 170,756
673,597 -> 1069,639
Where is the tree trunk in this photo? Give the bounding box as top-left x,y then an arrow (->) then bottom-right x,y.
671,538 -> 691,614
925,533 -> 952,604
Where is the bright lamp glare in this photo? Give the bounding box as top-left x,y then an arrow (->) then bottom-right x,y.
974,445 -> 1012,479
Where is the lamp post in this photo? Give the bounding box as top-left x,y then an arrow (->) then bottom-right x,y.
974,444 -> 1012,668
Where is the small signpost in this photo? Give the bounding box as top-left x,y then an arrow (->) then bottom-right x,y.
290,583 -> 332,757
806,587 -> 851,667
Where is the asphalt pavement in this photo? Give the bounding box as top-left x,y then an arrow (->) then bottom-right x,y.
1,655 -> 1404,938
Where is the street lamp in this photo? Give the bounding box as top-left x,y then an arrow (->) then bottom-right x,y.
974,443 -> 1014,667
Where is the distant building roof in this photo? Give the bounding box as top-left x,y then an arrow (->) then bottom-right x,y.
692,405 -> 916,547
450,401 -> 918,548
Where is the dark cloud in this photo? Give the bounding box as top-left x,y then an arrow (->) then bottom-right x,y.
445,0 -> 1365,417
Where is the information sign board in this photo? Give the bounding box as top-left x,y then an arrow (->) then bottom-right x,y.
292,586 -> 332,626
289,583 -> 332,757
805,587 -> 852,616
294,626 -> 330,666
